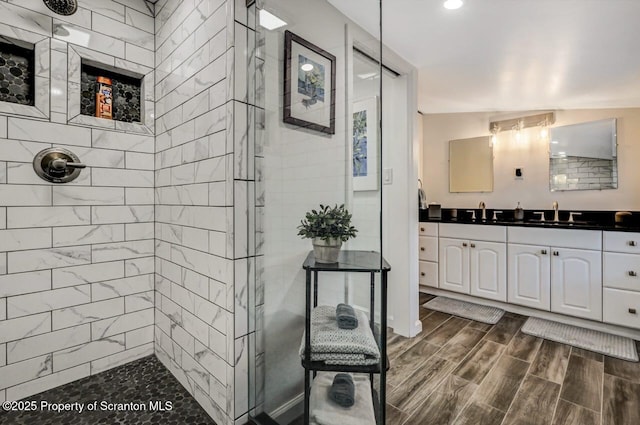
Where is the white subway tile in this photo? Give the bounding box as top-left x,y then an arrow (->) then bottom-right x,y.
182,309 -> 209,345
0,228 -> 52,251
208,327 -> 226,361
0,2 -> 52,36
92,129 -> 154,153
7,207 -> 91,228
115,0 -> 153,16
91,308 -> 153,340
195,340 -> 227,384
0,208 -> 5,230
92,240 -> 154,263
194,106 -> 226,139
52,261 -> 124,289
125,43 -> 155,68
209,231 -> 226,257
53,186 -> 125,206
91,205 -> 154,224
8,118 -> 91,146
6,363 -> 89,401
6,324 -> 91,364
53,334 -> 125,372
171,324 -> 195,357
125,7 -> 154,33
124,257 -> 154,277
0,300 -> 5,322
53,224 -> 125,247
92,13 -> 153,50
59,146 -> 125,169
125,188 -> 155,205
125,326 -> 153,349
183,269 -> 209,300
7,162 -> 91,186
0,354 -> 53,389
124,290 -> 154,313
90,342 -> 153,375
194,296 -> 226,334
0,186 -> 51,206
8,246 -> 91,274
125,152 -> 154,170
8,285 -> 91,318
53,298 -> 124,330
182,226 -> 209,252
54,20 -> 125,58
0,162 -> 6,183
125,222 -> 154,241
0,254 -> 6,275
92,274 -> 154,301
0,270 -> 51,298
79,0 -> 125,21
92,168 -> 154,187
0,116 -> 6,138
195,157 -> 225,183
8,0 -> 91,28
0,313 -> 51,344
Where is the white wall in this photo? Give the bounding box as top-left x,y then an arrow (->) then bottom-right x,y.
422,108 -> 640,211
0,0 -> 155,403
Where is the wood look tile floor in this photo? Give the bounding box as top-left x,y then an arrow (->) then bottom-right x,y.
386,293 -> 640,425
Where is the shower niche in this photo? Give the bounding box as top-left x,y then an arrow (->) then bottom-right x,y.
0,40 -> 35,106
80,63 -> 142,123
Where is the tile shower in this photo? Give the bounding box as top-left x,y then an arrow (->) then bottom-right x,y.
0,0 -> 255,424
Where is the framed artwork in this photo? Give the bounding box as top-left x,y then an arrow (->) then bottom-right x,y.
283,30 -> 336,134
352,97 -> 379,191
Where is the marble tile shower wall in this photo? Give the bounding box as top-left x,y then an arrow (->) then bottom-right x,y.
153,0 -> 253,424
0,0 -> 156,405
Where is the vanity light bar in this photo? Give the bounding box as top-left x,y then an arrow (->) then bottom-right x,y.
489,112 -> 555,133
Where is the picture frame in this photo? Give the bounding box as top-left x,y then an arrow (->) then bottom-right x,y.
352,97 -> 379,191
283,30 -> 336,134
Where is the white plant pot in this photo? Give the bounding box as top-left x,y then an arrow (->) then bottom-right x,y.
312,237 -> 342,263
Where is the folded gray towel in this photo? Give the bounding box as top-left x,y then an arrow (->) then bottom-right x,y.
329,373 -> 355,407
299,306 -> 380,366
336,303 -> 358,329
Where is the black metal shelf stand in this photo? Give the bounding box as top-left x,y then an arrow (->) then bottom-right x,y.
302,250 -> 390,425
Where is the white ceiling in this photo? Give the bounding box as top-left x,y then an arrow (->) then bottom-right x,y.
328,0 -> 640,113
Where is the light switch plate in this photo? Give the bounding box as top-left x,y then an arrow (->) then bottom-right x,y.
383,168 -> 393,184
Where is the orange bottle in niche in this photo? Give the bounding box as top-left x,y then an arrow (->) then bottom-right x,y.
95,76 -> 113,119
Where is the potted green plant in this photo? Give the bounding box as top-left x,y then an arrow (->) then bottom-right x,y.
297,204 -> 358,263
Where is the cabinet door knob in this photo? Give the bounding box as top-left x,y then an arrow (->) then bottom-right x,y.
553,251 -> 559,256
462,242 -> 468,247
629,271 -> 637,277
629,241 -> 637,247
629,308 -> 637,315
470,243 -> 476,248
420,272 -> 426,276
541,249 -> 547,255
420,247 -> 425,251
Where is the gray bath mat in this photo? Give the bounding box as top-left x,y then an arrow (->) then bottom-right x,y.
522,317 -> 639,362
423,296 -> 505,324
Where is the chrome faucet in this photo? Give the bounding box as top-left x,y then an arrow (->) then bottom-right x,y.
479,201 -> 486,221
552,201 -> 559,222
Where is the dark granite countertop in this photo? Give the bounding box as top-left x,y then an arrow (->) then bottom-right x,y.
419,208 -> 640,233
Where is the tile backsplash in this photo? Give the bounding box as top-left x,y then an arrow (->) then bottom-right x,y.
0,0 -> 155,404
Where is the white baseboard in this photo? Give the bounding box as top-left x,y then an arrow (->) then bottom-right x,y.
423,287 -> 640,341
269,393 -> 303,424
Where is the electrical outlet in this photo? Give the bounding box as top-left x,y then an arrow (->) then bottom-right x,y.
515,167 -> 524,180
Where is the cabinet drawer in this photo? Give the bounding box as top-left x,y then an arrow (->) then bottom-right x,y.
604,231 -> 640,254
439,223 -> 506,242
604,252 -> 640,291
508,227 -> 601,250
419,222 -> 438,237
419,261 -> 438,288
419,236 -> 438,262
603,288 -> 640,329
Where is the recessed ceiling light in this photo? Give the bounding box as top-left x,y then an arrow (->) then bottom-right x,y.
259,9 -> 287,30
301,63 -> 314,72
443,0 -> 463,10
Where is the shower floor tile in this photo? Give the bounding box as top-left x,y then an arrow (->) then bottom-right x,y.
0,355 -> 217,425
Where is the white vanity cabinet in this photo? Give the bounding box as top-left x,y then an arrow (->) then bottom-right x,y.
418,223 -> 439,288
438,224 -> 507,301
508,244 -> 551,310
603,231 -> 640,329
507,227 -> 603,321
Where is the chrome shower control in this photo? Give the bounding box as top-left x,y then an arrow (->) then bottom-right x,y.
33,147 -> 86,183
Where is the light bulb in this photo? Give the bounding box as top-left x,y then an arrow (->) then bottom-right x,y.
443,0 -> 463,10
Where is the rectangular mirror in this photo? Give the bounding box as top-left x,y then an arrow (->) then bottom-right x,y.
449,136 -> 493,192
549,118 -> 617,191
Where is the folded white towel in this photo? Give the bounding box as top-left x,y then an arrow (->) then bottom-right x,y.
299,305 -> 380,366
310,372 -> 376,425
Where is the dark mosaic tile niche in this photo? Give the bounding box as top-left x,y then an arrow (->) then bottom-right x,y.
81,64 -> 142,123
0,41 -> 35,106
